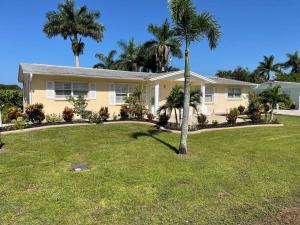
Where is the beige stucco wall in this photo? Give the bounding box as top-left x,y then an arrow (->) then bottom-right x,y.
29,74 -> 250,117
30,75 -> 148,116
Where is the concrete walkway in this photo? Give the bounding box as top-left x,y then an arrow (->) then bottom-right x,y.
275,110 -> 300,116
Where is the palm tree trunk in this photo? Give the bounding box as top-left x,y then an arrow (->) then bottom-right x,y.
75,54 -> 80,67
179,42 -> 191,154
174,108 -> 178,126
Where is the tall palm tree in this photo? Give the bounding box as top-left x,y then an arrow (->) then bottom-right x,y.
145,19 -> 182,72
168,0 -> 221,154
43,0 -> 105,67
116,38 -> 141,71
93,50 -> 118,69
256,55 -> 279,80
282,51 -> 300,73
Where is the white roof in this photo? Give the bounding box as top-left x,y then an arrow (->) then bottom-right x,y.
18,63 -> 255,86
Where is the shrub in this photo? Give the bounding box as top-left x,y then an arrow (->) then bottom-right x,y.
99,107 -> 110,121
120,105 -> 129,120
226,108 -> 240,125
112,113 -> 118,121
147,112 -> 155,121
290,103 -> 297,110
197,114 -> 208,127
7,107 -> 23,121
45,113 -> 63,123
25,103 -> 45,123
125,86 -> 146,120
68,95 -> 88,117
247,93 -> 263,123
158,114 -> 170,126
81,110 -> 93,120
0,89 -> 23,110
12,116 -> 26,129
62,107 -> 74,122
88,112 -> 103,124
212,120 -> 218,127
238,105 -> 245,114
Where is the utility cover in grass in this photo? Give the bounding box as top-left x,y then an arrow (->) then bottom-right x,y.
70,163 -> 90,172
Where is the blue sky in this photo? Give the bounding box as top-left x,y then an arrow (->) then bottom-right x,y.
1,0 -> 300,84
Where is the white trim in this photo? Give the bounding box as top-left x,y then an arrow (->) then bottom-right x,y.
154,83 -> 160,113
149,70 -> 216,83
29,73 -> 33,104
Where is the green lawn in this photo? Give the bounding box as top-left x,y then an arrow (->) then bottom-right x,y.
0,116 -> 300,225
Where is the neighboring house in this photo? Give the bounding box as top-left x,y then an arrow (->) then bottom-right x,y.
18,64 -> 255,117
255,81 -> 300,110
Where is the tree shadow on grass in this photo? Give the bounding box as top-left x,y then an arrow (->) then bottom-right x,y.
131,129 -> 179,154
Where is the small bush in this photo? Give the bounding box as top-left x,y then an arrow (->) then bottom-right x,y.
247,93 -> 263,123
62,107 -> 74,122
120,105 -> 129,120
197,114 -> 208,127
226,108 -> 240,125
12,117 -> 26,129
45,113 -> 63,123
238,105 -> 245,114
112,113 -> 118,121
88,112 -> 103,124
25,103 -> 45,123
81,110 -> 93,120
68,95 -> 88,118
147,113 -> 155,121
212,120 -> 219,127
290,103 -> 297,110
99,107 -> 110,121
7,107 -> 23,121
158,114 -> 170,126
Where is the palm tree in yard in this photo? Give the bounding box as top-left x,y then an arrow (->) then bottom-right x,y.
256,55 -> 279,80
282,51 -> 300,73
43,0 -> 105,67
145,19 -> 182,72
93,50 -> 118,69
168,0 -> 221,154
116,38 -> 141,71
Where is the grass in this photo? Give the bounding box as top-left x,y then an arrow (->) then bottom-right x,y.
0,115 -> 299,224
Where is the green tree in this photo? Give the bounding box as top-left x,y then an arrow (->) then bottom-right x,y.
145,19 -> 182,72
43,0 -> 105,67
168,0 -> 221,154
282,51 -> 300,73
216,67 -> 251,82
259,85 -> 290,121
68,95 -> 88,117
275,72 -> 300,82
93,50 -> 118,69
256,55 -> 279,80
116,38 -> 141,71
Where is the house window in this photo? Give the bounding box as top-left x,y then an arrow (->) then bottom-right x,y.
228,88 -> 242,99
55,82 -> 72,98
115,84 -> 136,104
205,87 -> 214,103
73,83 -> 89,97
54,82 -> 89,98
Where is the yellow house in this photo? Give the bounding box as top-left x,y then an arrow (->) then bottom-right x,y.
18,64 -> 256,117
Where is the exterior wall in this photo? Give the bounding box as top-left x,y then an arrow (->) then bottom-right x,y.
29,74 -> 251,117
30,75 -> 148,116
206,85 -> 250,114
157,81 -> 250,114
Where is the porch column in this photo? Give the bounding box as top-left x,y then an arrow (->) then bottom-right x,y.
201,85 -> 208,114
154,83 -> 160,114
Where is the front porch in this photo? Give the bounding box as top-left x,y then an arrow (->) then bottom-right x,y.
147,71 -> 217,118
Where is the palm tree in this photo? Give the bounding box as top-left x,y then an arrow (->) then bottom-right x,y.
145,19 -> 182,72
259,85 -> 291,121
256,55 -> 279,80
43,0 -> 105,67
282,51 -> 300,73
93,50 -> 118,69
168,0 -> 221,154
158,85 -> 201,127
116,38 -> 141,71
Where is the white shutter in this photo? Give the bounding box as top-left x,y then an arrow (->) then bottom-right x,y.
89,83 -> 96,100
109,84 -> 116,105
46,81 -> 55,99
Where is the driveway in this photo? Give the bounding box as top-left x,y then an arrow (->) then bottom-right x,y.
275,110 -> 300,116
